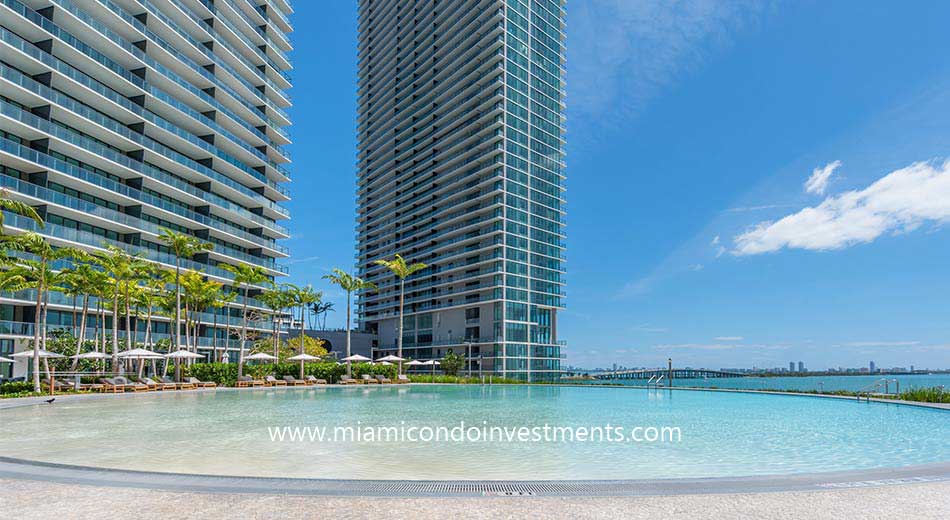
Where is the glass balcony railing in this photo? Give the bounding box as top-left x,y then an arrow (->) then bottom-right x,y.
0,128 -> 287,255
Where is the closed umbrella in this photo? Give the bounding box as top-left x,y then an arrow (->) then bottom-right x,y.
287,353 -> 320,379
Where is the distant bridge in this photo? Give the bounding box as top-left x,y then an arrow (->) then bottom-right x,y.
591,369 -> 746,381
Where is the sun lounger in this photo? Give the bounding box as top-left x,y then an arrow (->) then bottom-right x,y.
338,375 -> 358,385
98,378 -> 127,393
137,378 -> 160,391
160,376 -> 196,390
396,374 -> 411,384
282,375 -> 307,386
236,375 -> 264,388
144,377 -> 177,391
361,374 -> 380,384
305,375 -> 327,385
186,377 -> 217,388
375,375 -> 392,384
265,375 -> 287,386
42,378 -> 70,392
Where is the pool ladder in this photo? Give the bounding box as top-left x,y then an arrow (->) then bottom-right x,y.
647,375 -> 665,389
856,378 -> 900,402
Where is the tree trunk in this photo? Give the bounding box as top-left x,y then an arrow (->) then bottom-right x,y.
31,272 -> 43,392
112,289 -> 120,373
71,294 -> 89,370
397,278 -> 405,375
345,290 -> 352,377
211,307 -> 218,362
174,258 -> 181,350
299,303 -> 305,355
124,283 -> 132,351
237,284 -> 248,378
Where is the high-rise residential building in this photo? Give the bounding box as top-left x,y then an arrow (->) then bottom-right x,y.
0,0 -> 293,377
789,361 -> 795,372
869,360 -> 876,373
355,0 -> 567,381
797,361 -> 804,373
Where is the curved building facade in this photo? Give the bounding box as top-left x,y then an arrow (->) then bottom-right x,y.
0,0 -> 293,375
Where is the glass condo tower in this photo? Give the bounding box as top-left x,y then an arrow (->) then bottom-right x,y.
356,0 -> 566,381
0,0 -> 292,376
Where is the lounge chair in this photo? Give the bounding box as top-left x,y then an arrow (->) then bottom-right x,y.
265,375 -> 287,386
186,377 -> 217,388
361,374 -> 379,384
236,375 -> 264,388
282,375 -> 307,386
338,375 -> 358,385
305,375 -> 327,385
396,374 -> 411,384
144,377 -> 177,391
160,376 -> 196,390
42,378 -> 70,392
98,378 -> 127,393
137,378 -> 160,391
375,375 -> 392,384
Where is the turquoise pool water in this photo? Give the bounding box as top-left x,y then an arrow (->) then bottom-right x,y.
1,385 -> 948,480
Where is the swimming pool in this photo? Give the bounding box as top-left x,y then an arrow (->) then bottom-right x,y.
1,385 -> 947,481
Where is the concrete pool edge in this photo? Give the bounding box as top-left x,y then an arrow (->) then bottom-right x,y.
0,455 -> 948,497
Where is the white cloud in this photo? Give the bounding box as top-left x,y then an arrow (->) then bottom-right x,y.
714,336 -> 744,341
840,341 -> 921,347
804,160 -> 842,195
711,235 -> 720,246
734,160 -> 950,255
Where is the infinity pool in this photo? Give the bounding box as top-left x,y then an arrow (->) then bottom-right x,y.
1,385 -> 948,480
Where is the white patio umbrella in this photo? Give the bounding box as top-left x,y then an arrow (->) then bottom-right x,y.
423,359 -> 440,377
0,356 -> 15,363
341,354 -> 371,377
12,349 -> 65,359
70,351 -> 110,359
245,352 -> 278,362
287,353 -> 320,379
376,355 -> 404,362
165,350 -> 203,381
118,348 -> 163,378
405,359 -> 425,373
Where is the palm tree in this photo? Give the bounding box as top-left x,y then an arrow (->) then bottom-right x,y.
220,263 -> 268,377
260,284 -> 293,360
94,246 -> 147,372
135,268 -> 167,350
8,232 -> 80,391
373,254 -> 426,374
210,290 -> 236,362
288,284 -> 321,355
309,301 -> 335,330
0,188 -> 43,233
157,228 -> 212,353
323,268 -> 376,375
61,262 -> 99,369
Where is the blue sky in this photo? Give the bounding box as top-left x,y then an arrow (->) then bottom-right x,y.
284,1 -> 950,370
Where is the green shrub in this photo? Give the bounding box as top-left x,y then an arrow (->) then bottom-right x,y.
0,381 -> 33,395
182,363 -> 239,387
899,387 -> 950,403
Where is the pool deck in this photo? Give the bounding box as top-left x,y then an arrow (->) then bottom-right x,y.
2,477 -> 947,519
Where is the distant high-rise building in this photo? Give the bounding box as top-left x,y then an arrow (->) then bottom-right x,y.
869,361 -> 876,373
356,0 -> 568,381
797,361 -> 805,373
789,362 -> 795,372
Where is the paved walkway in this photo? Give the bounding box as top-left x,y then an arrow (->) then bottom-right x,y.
1,478 -> 948,519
